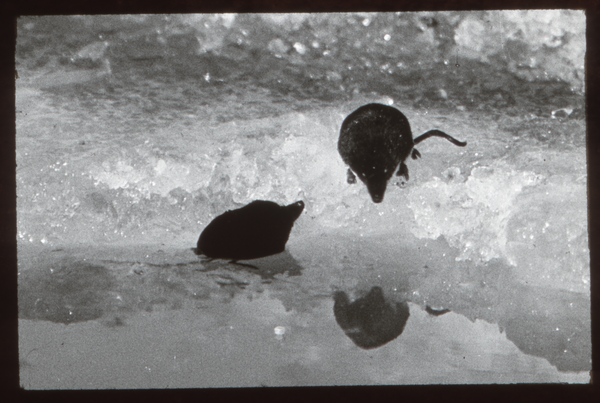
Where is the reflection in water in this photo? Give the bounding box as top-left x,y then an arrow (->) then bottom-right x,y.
333,286 -> 410,350
198,250 -> 305,281
18,261 -> 114,324
17,249 -> 590,373
17,250 -> 306,326
497,285 -> 591,372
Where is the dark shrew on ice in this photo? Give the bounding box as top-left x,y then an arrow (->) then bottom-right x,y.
194,200 -> 304,266
338,103 -> 467,203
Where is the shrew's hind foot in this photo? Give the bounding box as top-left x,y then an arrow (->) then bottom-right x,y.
347,168 -> 357,184
411,148 -> 421,160
396,162 -> 409,181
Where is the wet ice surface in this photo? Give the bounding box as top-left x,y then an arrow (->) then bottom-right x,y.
16,13 -> 589,387
18,242 -> 589,388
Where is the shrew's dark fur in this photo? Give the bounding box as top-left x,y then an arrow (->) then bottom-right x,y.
338,103 -> 466,203
196,200 -> 304,261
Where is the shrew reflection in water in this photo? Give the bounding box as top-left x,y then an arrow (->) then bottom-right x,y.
333,286 -> 410,350
333,286 -> 451,350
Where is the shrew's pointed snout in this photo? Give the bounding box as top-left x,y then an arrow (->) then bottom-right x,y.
366,180 -> 387,203
371,194 -> 384,203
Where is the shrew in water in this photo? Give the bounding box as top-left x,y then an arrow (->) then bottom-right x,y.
194,200 -> 305,267
338,103 -> 467,203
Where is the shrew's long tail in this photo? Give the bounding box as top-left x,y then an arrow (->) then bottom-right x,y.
413,130 -> 467,147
